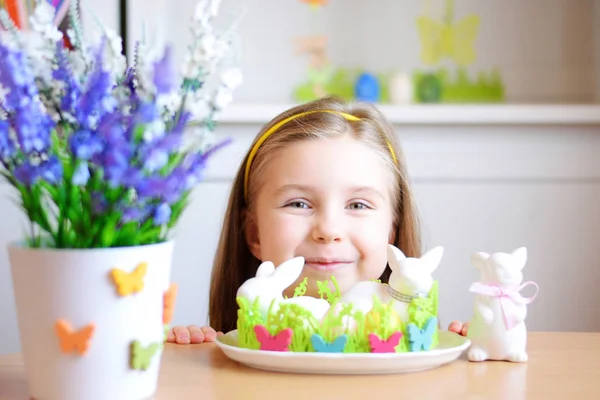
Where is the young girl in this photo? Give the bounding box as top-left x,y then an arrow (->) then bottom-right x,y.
166,96 -> 468,344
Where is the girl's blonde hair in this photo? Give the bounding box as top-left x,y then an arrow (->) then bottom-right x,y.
208,96 -> 422,332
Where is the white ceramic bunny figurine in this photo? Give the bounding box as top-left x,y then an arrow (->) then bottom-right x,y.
338,244 -> 443,322
236,257 -> 331,321
467,247 -> 539,362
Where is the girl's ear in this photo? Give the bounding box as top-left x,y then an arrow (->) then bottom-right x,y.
243,210 -> 261,260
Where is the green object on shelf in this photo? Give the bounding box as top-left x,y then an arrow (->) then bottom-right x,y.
294,68 -> 392,103
415,73 -> 443,103
416,0 -> 480,67
412,68 -> 504,103
293,67 -> 356,102
412,0 -> 504,104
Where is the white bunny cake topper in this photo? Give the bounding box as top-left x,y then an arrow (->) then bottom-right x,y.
236,257 -> 331,321
467,247 -> 539,362
338,244 -> 443,322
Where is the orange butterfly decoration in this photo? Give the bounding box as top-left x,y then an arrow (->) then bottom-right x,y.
301,0 -> 328,8
163,283 -> 178,324
55,319 -> 95,356
110,262 -> 148,297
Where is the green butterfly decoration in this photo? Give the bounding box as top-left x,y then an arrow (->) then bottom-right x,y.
163,324 -> 170,342
416,0 -> 480,67
130,340 -> 161,371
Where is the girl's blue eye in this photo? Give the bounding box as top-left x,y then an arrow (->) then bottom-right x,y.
348,202 -> 368,210
288,201 -> 309,209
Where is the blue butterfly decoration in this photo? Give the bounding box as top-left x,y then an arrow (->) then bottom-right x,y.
311,333 -> 348,353
407,316 -> 438,352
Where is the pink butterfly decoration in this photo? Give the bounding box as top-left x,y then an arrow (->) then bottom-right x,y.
368,331 -> 402,353
254,325 -> 293,351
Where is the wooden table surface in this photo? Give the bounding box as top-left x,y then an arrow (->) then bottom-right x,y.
1,332 -> 599,399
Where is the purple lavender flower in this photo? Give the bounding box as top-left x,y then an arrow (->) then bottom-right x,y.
77,42 -> 116,130
42,157 -> 63,183
139,130 -> 183,173
91,192 -> 108,215
121,203 -> 153,224
0,119 -> 16,162
13,156 -> 63,186
96,112 -> 128,144
137,111 -> 188,173
132,103 -> 160,130
153,46 -> 178,94
135,175 -> 181,203
13,101 -> 52,153
103,151 -> 132,188
0,43 -> 54,156
72,162 -> 90,185
184,137 -> 232,189
13,163 -> 38,186
142,148 -> 169,172
153,202 -> 171,226
70,130 -> 104,160
54,43 -> 81,112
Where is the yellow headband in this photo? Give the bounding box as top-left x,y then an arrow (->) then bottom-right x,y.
243,110 -> 398,202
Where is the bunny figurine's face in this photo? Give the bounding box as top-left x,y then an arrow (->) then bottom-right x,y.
471,247 -> 527,288
236,257 -> 306,303
387,245 -> 443,297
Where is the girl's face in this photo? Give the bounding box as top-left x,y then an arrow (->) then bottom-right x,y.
245,134 -> 396,297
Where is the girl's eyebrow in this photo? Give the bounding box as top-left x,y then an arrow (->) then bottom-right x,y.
274,184 -> 385,200
274,184 -> 316,195
348,186 -> 385,200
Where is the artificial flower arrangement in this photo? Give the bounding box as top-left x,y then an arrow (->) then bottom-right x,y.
3,2 -> 241,400
0,0 -> 242,249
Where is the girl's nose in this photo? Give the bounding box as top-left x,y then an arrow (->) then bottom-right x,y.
311,211 -> 343,243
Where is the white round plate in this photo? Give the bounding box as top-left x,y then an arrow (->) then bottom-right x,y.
215,329 -> 471,375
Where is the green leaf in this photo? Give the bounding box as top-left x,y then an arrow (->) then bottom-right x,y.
139,226 -> 163,244
168,192 -> 190,228
159,152 -> 184,176
65,228 -> 78,248
115,222 -> 140,246
66,207 -> 81,226
39,181 -> 59,202
99,213 -> 120,247
105,187 -> 123,203
133,125 -> 146,144
87,222 -> 102,247
69,185 -> 82,214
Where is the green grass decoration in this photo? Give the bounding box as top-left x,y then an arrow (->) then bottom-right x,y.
293,68 -> 392,104
316,276 -> 341,304
413,68 -> 504,103
236,280 -> 440,353
407,280 -> 439,349
293,277 -> 308,297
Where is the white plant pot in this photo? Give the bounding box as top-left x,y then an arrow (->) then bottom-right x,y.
8,240 -> 175,400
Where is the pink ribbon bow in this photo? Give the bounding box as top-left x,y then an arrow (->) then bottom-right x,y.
469,281 -> 539,330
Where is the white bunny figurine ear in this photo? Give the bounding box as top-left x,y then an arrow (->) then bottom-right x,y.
272,257 -> 305,288
421,246 -> 444,273
255,261 -> 275,278
511,247 -> 527,270
387,244 -> 406,273
471,252 -> 490,271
